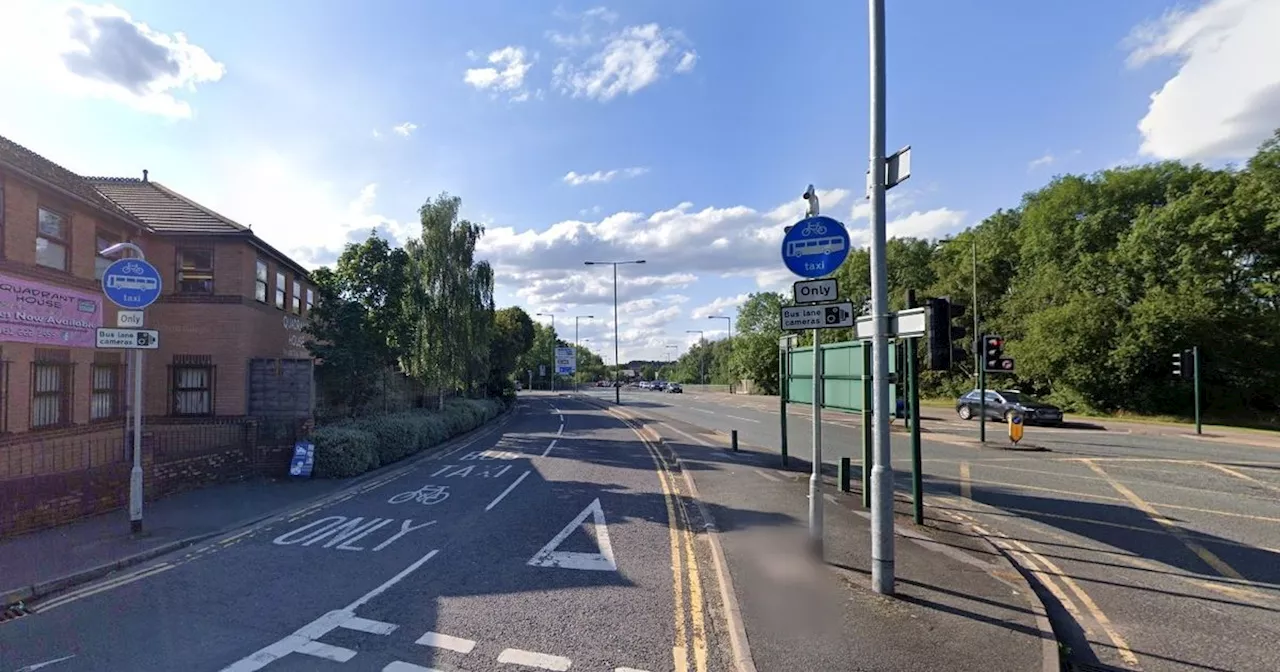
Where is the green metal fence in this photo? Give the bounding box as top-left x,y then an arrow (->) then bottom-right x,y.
785,339 -> 896,413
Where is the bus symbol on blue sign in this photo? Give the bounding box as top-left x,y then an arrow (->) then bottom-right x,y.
781,215 -> 852,279
102,258 -> 162,309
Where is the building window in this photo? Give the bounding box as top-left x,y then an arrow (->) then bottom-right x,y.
291,279 -> 301,313
177,248 -> 215,294
255,260 -> 268,303
305,288 -> 314,313
31,350 -> 72,428
36,207 -> 68,271
275,271 -> 286,309
95,231 -> 120,281
171,355 -> 214,416
91,355 -> 123,420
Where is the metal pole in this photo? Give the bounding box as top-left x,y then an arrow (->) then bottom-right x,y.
909,336 -> 923,525
727,317 -> 734,393
974,239 -> 984,443
1193,345 -> 1202,435
780,340 -> 789,466
867,0 -> 894,595
809,328 -> 823,556
575,319 -> 580,393
549,315 -> 555,393
613,264 -> 621,404
861,344 -> 872,508
130,343 -> 144,533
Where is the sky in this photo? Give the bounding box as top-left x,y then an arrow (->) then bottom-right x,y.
1,0 -> 1277,363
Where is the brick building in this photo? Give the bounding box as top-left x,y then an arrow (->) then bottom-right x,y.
0,134 -> 316,536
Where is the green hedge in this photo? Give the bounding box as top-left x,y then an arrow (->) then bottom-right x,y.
313,398 -> 507,478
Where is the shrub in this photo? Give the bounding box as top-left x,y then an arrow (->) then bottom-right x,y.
312,425 -> 379,478
310,398 -> 507,478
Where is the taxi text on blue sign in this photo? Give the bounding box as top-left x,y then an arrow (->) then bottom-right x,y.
781,215 -> 851,279
102,258 -> 163,309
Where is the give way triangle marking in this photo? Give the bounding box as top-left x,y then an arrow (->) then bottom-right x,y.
526,498 -> 617,571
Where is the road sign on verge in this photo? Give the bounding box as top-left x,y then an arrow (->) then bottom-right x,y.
555,346 -> 576,374
781,215 -> 851,279
792,278 -> 838,304
117,310 -> 144,328
780,302 -> 854,330
102,258 -> 162,309
855,307 -> 927,340
96,328 -> 159,349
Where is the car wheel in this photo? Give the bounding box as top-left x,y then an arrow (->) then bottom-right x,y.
957,405 -> 972,420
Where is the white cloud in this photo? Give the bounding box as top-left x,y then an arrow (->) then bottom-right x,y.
563,166 -> 649,185
691,294 -> 749,319
189,151 -> 410,269
552,23 -> 696,102
675,51 -> 698,73
0,2 -> 224,118
464,46 -> 534,100
392,122 -> 418,137
1028,153 -> 1055,170
1127,0 -> 1280,160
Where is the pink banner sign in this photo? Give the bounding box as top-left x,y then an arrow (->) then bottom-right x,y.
0,272 -> 104,348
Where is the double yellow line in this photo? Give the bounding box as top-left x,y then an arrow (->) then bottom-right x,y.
610,407 -> 709,672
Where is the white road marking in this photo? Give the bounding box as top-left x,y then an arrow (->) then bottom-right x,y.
220,550 -> 437,671
497,648 -> 573,671
486,470 -> 532,511
415,631 -> 477,653
541,439 -> 559,457
14,655 -> 76,671
383,662 -> 444,672
615,668 -> 651,672
36,563 -> 173,612
372,520 -> 437,552
691,408 -> 715,415
726,414 -> 760,424
558,423 -> 565,436
342,616 -> 398,635
753,469 -> 780,482
527,498 -> 617,571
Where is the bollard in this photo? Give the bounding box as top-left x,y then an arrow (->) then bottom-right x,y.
840,457 -> 851,492
731,429 -> 739,452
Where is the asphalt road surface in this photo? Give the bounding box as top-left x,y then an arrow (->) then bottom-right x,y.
582,386 -> 1280,672
0,397 -> 733,672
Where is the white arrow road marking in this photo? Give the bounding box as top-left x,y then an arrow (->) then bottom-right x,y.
527,498 -> 617,571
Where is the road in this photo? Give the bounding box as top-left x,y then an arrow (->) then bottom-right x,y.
0,397 -> 734,672
580,385 -> 1280,672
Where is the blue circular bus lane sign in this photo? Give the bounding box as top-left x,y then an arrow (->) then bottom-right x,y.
782,215 -> 851,278
102,258 -> 163,309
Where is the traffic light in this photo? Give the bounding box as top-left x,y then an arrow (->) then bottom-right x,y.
1172,348 -> 1194,381
925,297 -> 967,370
983,335 -> 1003,371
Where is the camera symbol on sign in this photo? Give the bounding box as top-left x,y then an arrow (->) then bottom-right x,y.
824,306 -> 850,325
136,332 -> 154,347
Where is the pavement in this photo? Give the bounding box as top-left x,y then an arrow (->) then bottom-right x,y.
0,392 -> 1052,672
580,386 -> 1280,672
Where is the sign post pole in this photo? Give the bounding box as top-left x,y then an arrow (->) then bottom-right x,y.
99,244 -> 162,534
779,337 -> 789,467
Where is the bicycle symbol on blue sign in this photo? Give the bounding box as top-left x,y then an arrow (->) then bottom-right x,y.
781,215 -> 851,279
102,257 -> 163,309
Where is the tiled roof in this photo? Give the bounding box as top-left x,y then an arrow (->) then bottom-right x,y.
88,178 -> 250,235
0,135 -> 141,225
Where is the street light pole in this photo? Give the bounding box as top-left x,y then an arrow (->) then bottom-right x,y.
709,315 -> 733,393
867,0 -> 895,596
584,259 -> 646,404
99,241 -> 148,534
686,330 -> 705,385
536,313 -> 556,392
575,315 -> 594,392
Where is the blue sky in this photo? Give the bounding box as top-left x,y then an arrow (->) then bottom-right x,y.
1,0 -> 1276,362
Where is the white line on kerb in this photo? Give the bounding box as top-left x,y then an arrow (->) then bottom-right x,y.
497,648 -> 572,671
486,470 -> 531,511
542,439 -> 558,457
415,631 -> 476,653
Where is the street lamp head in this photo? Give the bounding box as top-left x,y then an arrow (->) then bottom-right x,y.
583,261 -> 597,266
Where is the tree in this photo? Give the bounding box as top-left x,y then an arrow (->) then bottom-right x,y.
731,292 -> 786,394
489,306 -> 535,393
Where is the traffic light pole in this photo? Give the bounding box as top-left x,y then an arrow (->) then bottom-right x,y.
978,362 -> 987,443
973,239 -> 985,443
1193,345 -> 1202,435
